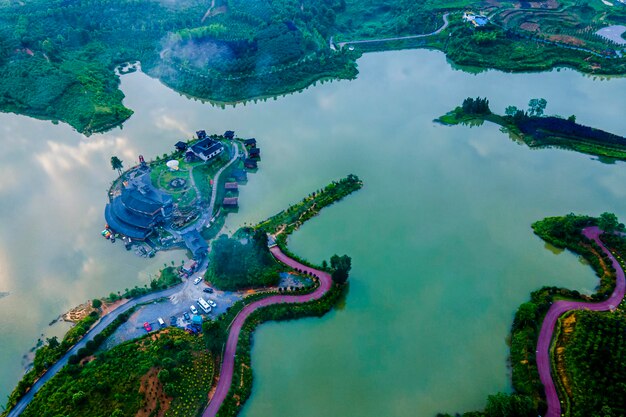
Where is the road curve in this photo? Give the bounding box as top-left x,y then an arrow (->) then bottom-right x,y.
337,13 -> 449,49
6,283 -> 184,417
536,226 -> 626,417
202,246 -> 333,417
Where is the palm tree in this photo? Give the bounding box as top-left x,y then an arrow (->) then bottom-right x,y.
110,156 -> 123,176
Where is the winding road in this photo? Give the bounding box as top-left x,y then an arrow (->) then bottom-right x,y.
202,246 -> 333,417
536,226 -> 626,417
336,13 -> 449,50
6,283 -> 185,417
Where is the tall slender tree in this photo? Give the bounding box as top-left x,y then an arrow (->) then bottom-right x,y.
110,156 -> 123,176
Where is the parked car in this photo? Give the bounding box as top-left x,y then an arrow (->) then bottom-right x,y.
143,322 -> 152,332
170,316 -> 177,326
183,312 -> 190,321
190,305 -> 198,315
203,287 -> 214,293
193,277 -> 203,285
208,299 -> 217,308
158,317 -> 165,328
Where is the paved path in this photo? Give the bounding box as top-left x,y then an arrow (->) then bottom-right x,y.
202,246 -> 333,417
6,283 -> 185,417
207,142 -> 240,221
536,226 -> 626,417
336,13 -> 449,50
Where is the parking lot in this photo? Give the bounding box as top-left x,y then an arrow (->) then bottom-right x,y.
102,276 -> 242,349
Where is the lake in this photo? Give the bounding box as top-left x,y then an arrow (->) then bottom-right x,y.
1,49 -> 625,415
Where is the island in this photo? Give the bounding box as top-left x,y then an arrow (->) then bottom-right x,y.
1,130 -> 363,417
0,1 -> 625,134
437,96 -> 626,162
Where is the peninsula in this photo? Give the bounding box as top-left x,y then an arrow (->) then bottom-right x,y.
2,150 -> 363,417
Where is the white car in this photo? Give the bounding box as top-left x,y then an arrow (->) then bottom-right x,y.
193,277 -> 202,285
190,305 -> 198,315
208,300 -> 217,308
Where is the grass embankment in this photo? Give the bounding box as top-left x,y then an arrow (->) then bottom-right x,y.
18,329 -> 213,417
439,213 -> 624,417
438,98 -> 626,161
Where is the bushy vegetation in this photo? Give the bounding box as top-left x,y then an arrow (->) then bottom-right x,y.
206,229 -> 280,290
561,310 -> 626,417
19,329 -> 213,417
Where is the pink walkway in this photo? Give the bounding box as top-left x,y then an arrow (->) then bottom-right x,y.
536,226 -> 626,417
202,246 -> 333,417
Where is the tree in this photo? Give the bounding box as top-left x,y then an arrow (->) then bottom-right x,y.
567,114 -> 576,123
330,254 -> 352,284
203,319 -> 222,353
110,156 -> 123,176
92,299 -> 102,309
527,98 -> 547,117
46,336 -> 59,350
599,212 -> 619,233
505,106 -> 519,117
157,369 -> 170,383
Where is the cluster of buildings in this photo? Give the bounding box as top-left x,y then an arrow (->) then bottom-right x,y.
104,168 -> 173,241
104,129 -> 260,260
463,12 -> 489,27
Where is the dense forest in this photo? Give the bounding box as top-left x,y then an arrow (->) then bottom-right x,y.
2,0 -> 624,133
205,228 -> 280,290
18,329 -> 214,417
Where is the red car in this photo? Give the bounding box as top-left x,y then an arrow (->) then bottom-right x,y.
143,322 -> 152,332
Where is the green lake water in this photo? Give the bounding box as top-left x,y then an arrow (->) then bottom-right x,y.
1,49 -> 625,415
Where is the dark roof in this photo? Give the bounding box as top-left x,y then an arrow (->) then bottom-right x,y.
181,230 -> 209,259
224,182 -> 238,190
224,130 -> 235,139
190,138 -> 224,160
222,197 -> 238,206
232,169 -> 247,181
175,141 -> 188,150
196,130 -> 207,139
120,173 -> 173,215
249,147 -> 260,156
243,138 -> 256,146
104,204 -> 152,240
244,158 -> 258,168
104,170 -> 172,239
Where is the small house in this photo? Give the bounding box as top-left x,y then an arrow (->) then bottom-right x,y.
196,130 -> 207,140
175,141 -> 188,152
232,168 -> 247,182
181,259 -> 198,275
243,138 -> 257,148
244,158 -> 258,169
249,147 -> 260,158
224,130 -> 235,140
222,197 -> 238,208
224,182 -> 238,191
